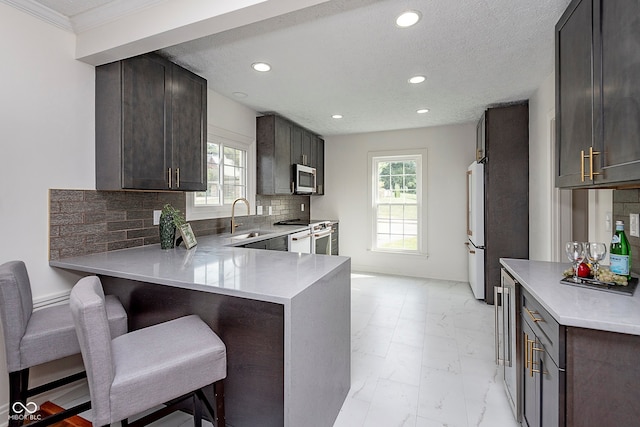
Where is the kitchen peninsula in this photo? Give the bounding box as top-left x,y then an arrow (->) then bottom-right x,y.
50,234 -> 351,427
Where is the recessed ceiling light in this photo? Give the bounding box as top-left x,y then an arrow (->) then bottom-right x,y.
332,114 -> 343,119
409,75 -> 426,84
252,62 -> 271,72
232,92 -> 248,98
417,109 -> 430,114
396,11 -> 421,28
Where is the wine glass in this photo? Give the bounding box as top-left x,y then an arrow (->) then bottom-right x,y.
565,241 -> 585,282
586,242 -> 607,279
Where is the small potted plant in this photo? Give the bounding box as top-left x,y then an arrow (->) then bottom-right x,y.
159,204 -> 185,249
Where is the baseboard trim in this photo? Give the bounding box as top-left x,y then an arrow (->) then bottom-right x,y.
33,289 -> 71,310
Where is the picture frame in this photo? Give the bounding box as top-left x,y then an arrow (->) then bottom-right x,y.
178,223 -> 197,249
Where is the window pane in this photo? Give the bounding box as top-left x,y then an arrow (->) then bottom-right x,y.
195,143 -> 220,205
373,156 -> 421,253
195,143 -> 247,207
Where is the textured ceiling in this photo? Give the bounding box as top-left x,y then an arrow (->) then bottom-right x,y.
18,0 -> 572,136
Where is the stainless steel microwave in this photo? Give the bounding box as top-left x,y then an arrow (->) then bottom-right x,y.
294,164 -> 316,194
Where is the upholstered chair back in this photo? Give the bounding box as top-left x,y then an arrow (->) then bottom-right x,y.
0,261 -> 34,372
69,276 -> 115,426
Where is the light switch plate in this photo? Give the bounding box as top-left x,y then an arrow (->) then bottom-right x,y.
268,206 -> 273,215
153,210 -> 162,225
257,206 -> 263,215
630,213 -> 639,237
301,203 -> 305,212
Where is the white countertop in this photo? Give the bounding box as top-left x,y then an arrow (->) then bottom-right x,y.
501,258 -> 640,336
50,227 -> 349,305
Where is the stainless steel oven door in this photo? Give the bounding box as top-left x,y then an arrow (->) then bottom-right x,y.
312,229 -> 332,255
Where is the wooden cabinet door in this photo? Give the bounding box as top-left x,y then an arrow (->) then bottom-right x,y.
170,63 -> 207,191
291,126 -> 303,165
521,320 -> 539,427
555,0 -> 594,188
539,346 -> 563,427
476,113 -> 486,162
314,136 -> 325,195
121,55 -> 170,190
274,117 -> 293,194
594,0 -> 640,184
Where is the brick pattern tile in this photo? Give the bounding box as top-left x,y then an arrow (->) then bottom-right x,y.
49,190 -> 311,260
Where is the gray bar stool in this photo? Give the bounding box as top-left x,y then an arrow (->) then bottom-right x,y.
70,275 -> 226,427
0,260 -> 128,427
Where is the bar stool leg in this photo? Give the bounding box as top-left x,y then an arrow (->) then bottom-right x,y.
8,371 -> 21,427
193,392 -> 203,427
214,381 -> 225,427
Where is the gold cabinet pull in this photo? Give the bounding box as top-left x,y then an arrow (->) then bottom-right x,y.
588,146 -> 600,180
524,307 -> 543,323
168,168 -> 172,188
581,147 -> 601,182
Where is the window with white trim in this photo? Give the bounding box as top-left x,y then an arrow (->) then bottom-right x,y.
186,127 -> 255,220
368,150 -> 426,254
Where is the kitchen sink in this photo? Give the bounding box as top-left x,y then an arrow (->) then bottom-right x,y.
230,230 -> 271,240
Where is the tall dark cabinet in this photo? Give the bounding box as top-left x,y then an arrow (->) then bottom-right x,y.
556,0 -> 640,188
481,103 -> 529,304
96,53 -> 207,191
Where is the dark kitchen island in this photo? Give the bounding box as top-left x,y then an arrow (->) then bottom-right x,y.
51,235 -> 351,427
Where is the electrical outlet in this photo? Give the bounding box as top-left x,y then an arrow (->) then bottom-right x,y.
257,206 -> 263,215
301,203 -> 305,212
153,210 -> 162,225
630,213 -> 639,237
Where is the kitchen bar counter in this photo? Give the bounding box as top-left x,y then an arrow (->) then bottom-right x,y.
50,227 -> 339,304
51,234 -> 351,427
501,258 -> 640,336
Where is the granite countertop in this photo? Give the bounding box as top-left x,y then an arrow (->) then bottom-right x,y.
501,258 -> 640,336
50,225 -> 349,305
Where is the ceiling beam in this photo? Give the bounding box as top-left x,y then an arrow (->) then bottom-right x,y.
75,0 -> 330,65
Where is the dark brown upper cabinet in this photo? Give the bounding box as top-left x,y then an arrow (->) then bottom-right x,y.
96,53 -> 207,191
556,0 -> 640,188
256,114 -> 325,195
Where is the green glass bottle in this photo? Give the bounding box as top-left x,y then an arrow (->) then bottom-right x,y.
610,220 -> 631,280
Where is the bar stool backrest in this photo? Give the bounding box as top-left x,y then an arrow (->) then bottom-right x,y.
0,261 -> 34,372
69,276 -> 115,425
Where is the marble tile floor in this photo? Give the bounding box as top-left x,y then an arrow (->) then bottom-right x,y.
333,272 -> 519,427
53,272 -> 518,427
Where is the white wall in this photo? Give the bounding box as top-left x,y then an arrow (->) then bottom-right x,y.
529,72 -> 556,261
1,3 -> 96,296
313,124 -> 476,281
0,1 -> 96,412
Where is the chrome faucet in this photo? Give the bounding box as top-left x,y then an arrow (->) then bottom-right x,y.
230,198 -> 250,234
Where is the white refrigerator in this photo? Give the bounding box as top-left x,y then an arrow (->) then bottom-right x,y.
466,161 -> 485,299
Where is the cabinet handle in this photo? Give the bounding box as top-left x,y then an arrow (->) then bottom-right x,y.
495,287 -> 504,366
587,146 -> 600,180
525,332 -> 546,377
525,333 -> 539,377
581,147 -> 601,182
168,168 -> 172,188
524,306 -> 543,323
176,168 -> 180,188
